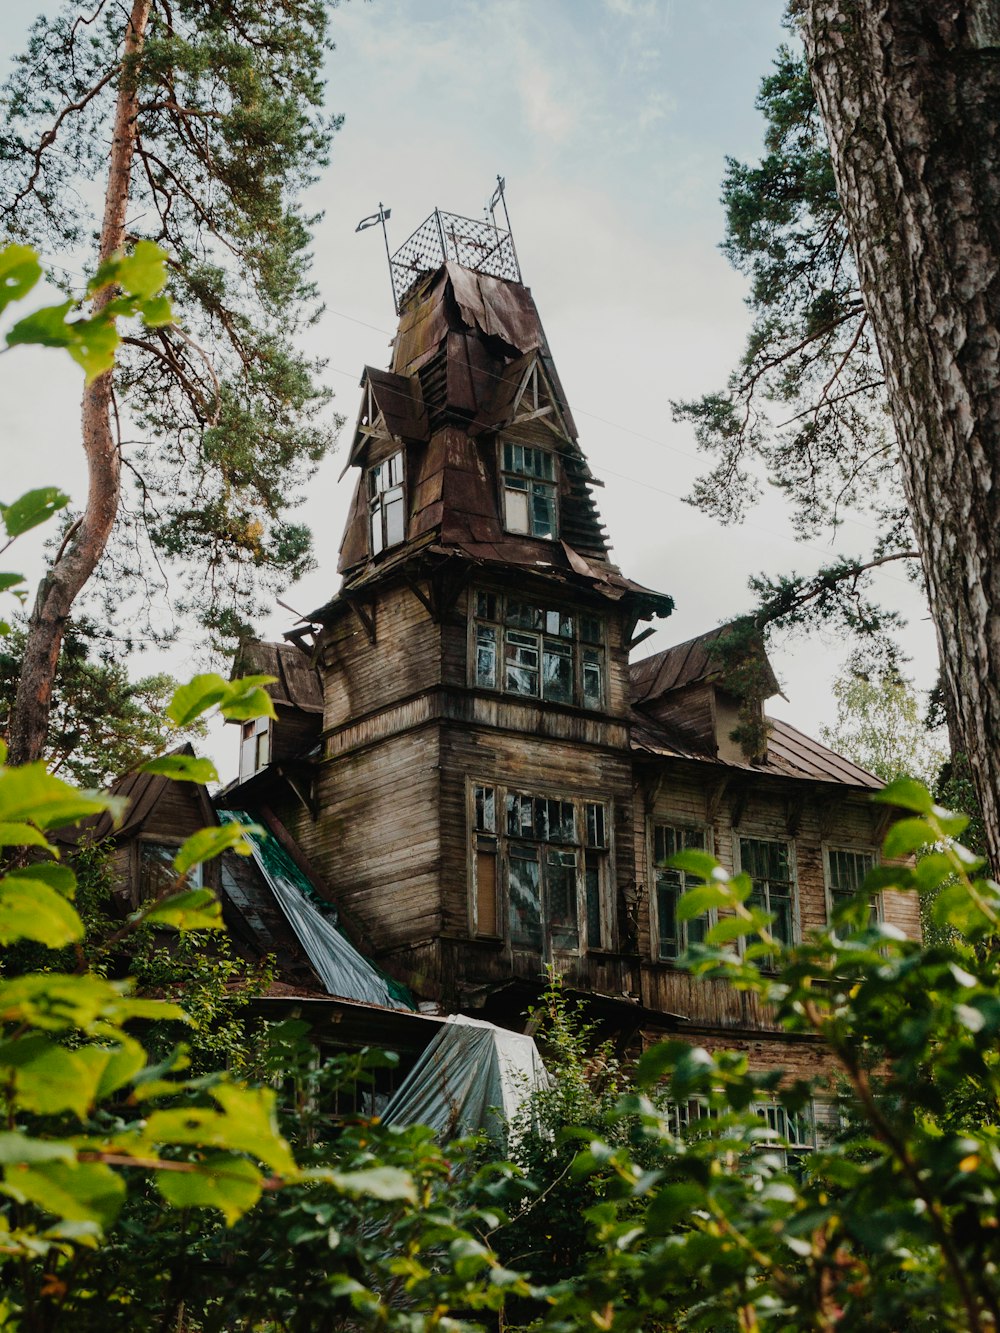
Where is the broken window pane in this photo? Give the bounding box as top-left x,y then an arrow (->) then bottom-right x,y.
585,851 -> 602,948
504,631 -> 540,695
474,786 -> 496,833
509,845 -> 542,949
582,649 -> 603,709
546,849 -> 579,950
476,625 -> 497,688
543,640 -> 573,704
531,484 -> 556,538
655,826 -> 706,961
586,803 -> 606,848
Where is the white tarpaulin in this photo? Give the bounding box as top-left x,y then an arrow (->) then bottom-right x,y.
380,1014 -> 551,1140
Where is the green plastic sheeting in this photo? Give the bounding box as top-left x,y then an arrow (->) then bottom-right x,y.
220,810 -> 414,1011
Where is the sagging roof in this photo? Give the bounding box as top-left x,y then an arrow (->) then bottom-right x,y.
630,623 -> 781,706
235,640 -> 322,714
61,741 -> 217,845
631,711 -> 881,789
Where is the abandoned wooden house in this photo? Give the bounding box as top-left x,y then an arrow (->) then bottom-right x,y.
100,204 -> 919,1141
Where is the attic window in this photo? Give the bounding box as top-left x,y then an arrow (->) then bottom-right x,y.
500,442 -> 556,538
368,450 -> 405,556
239,715 -> 271,783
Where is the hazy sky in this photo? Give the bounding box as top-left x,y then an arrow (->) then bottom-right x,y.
1,1 -> 936,779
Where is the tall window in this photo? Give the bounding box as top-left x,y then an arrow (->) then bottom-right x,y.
368,450 -> 405,555
473,590 -> 605,710
138,840 -> 202,903
471,783 -> 609,953
239,715 -> 271,782
500,442 -> 557,538
826,847 -> 878,922
653,825 -> 708,961
739,837 -> 796,946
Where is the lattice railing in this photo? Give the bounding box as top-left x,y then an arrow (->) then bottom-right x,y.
390,209 -> 521,309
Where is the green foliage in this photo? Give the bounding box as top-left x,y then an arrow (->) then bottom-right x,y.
0,2 -> 340,651
0,623 -> 205,788
821,651 -> 948,784
671,33 -> 917,665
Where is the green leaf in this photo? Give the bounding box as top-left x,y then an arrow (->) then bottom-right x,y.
166,673 -> 232,727
140,294 -> 174,327
646,1181 -> 705,1232
140,753 -> 219,785
93,1037 -> 146,1100
6,862 -> 76,896
116,240 -> 169,301
174,823 -> 259,876
0,1034 -> 103,1117
665,849 -> 720,881
320,1166 -> 417,1203
676,882 -> 732,922
0,487 -> 70,538
143,1083 -> 296,1177
0,244 -> 42,314
155,1154 -> 263,1226
7,300 -> 77,350
0,822 -> 56,851
705,912 -> 771,946
0,879 -> 83,947
0,762 -> 124,830
142,888 -> 224,931
0,1133 -> 75,1166
1,1160 -> 125,1230
670,1045 -> 715,1098
883,817 -> 935,859
0,572 -> 26,593
220,684 -> 277,723
635,1041 -> 692,1090
874,778 -> 934,814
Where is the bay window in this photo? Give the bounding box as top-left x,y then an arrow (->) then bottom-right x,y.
472,590 -> 605,710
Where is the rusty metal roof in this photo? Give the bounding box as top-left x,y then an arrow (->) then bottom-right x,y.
630,623 -> 781,704
631,710 -> 880,788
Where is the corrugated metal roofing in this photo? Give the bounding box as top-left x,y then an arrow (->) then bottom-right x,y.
630,711 -> 881,789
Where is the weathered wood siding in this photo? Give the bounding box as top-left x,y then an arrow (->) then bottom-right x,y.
319,583 -> 442,731
634,763 -> 921,1032
283,726 -> 442,958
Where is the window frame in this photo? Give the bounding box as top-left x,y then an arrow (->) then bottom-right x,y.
470,589 -> 607,712
736,835 -> 799,951
823,844 -> 881,924
135,835 -> 203,908
467,780 -> 613,956
367,448 -> 406,557
499,440 -> 558,539
239,714 -> 272,782
650,821 -> 713,963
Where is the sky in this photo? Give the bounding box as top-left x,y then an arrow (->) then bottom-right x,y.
1,0 -> 937,781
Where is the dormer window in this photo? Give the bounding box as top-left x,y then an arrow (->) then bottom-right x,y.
368,451 -> 405,556
501,442 -> 556,538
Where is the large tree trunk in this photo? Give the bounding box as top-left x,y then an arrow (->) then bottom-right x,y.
799,0 -> 1000,868
8,0 -> 151,769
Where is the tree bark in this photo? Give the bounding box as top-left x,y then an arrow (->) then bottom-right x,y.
799,0 -> 1000,869
8,0 -> 151,770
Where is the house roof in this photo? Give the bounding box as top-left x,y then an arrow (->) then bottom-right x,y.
235,640 -> 322,714
631,711 -> 881,789
630,623 -> 781,705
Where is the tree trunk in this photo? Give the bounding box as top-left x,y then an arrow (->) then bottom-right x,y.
799,0 -> 1000,869
8,0 -> 151,769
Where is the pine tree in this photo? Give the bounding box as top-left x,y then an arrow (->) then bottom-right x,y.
0,1 -> 338,764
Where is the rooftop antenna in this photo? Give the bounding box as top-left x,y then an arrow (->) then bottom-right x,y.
355,202 -> 397,313
488,175 -> 521,287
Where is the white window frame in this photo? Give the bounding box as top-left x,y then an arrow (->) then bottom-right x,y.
367,449 -> 405,556
136,836 -> 203,904
467,779 -> 612,956
735,835 -> 800,950
499,441 -> 558,539
650,822 -> 714,963
239,715 -> 272,783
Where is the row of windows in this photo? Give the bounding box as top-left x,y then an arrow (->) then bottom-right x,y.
365,440 -> 564,559
664,1096 -> 836,1171
468,788 -> 878,961
654,825 -> 876,962
473,591 -> 605,710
